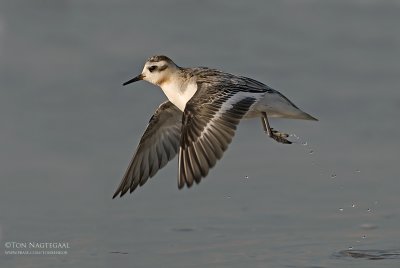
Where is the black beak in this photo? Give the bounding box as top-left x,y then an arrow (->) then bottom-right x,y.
122,74 -> 143,86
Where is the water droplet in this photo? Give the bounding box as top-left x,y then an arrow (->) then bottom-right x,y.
355,169 -> 361,173
331,173 -> 337,179
367,208 -> 371,212
362,235 -> 366,239
348,246 -> 353,250
290,134 -> 300,140
226,195 -> 231,199
309,150 -> 314,154
339,208 -> 344,212
301,141 -> 308,146
352,204 -> 356,208
244,175 -> 249,179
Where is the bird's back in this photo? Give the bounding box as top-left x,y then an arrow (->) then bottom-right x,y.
183,67 -> 271,94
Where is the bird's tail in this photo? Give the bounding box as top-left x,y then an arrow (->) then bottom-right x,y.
256,90 -> 318,121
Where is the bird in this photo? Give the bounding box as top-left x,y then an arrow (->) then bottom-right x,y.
113,55 -> 317,198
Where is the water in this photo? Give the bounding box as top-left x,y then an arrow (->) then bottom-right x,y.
1,0 -> 400,267
335,249 -> 400,260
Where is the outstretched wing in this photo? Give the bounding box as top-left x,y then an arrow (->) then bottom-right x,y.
113,101 -> 182,198
178,80 -> 261,189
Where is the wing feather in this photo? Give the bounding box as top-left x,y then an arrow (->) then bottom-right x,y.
113,101 -> 182,198
178,81 -> 260,188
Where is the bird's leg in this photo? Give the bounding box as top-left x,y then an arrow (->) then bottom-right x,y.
261,112 -> 292,144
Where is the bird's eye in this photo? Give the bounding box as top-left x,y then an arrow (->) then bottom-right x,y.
148,65 -> 157,72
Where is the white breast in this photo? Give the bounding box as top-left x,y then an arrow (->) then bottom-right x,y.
160,80 -> 197,111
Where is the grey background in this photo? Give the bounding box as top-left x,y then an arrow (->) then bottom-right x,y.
1,0 -> 399,267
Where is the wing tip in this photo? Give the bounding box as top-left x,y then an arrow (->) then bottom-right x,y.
112,187 -> 130,199
178,173 -> 185,189
112,190 -> 122,199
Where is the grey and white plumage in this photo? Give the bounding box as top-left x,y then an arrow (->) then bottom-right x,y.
113,55 -> 317,198
113,101 -> 181,197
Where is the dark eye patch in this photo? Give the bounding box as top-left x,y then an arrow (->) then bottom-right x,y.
148,65 -> 157,72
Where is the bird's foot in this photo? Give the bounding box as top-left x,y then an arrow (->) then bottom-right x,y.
268,128 -> 292,144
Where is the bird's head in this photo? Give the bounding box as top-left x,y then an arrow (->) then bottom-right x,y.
123,55 -> 179,87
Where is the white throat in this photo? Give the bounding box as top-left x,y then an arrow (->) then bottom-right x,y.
159,78 -> 197,111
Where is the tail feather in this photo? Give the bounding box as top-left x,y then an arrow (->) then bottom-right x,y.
256,90 -> 318,121
296,111 -> 318,121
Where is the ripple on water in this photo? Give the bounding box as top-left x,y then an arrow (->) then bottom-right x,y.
109,251 -> 128,255
335,249 -> 400,260
171,227 -> 195,232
